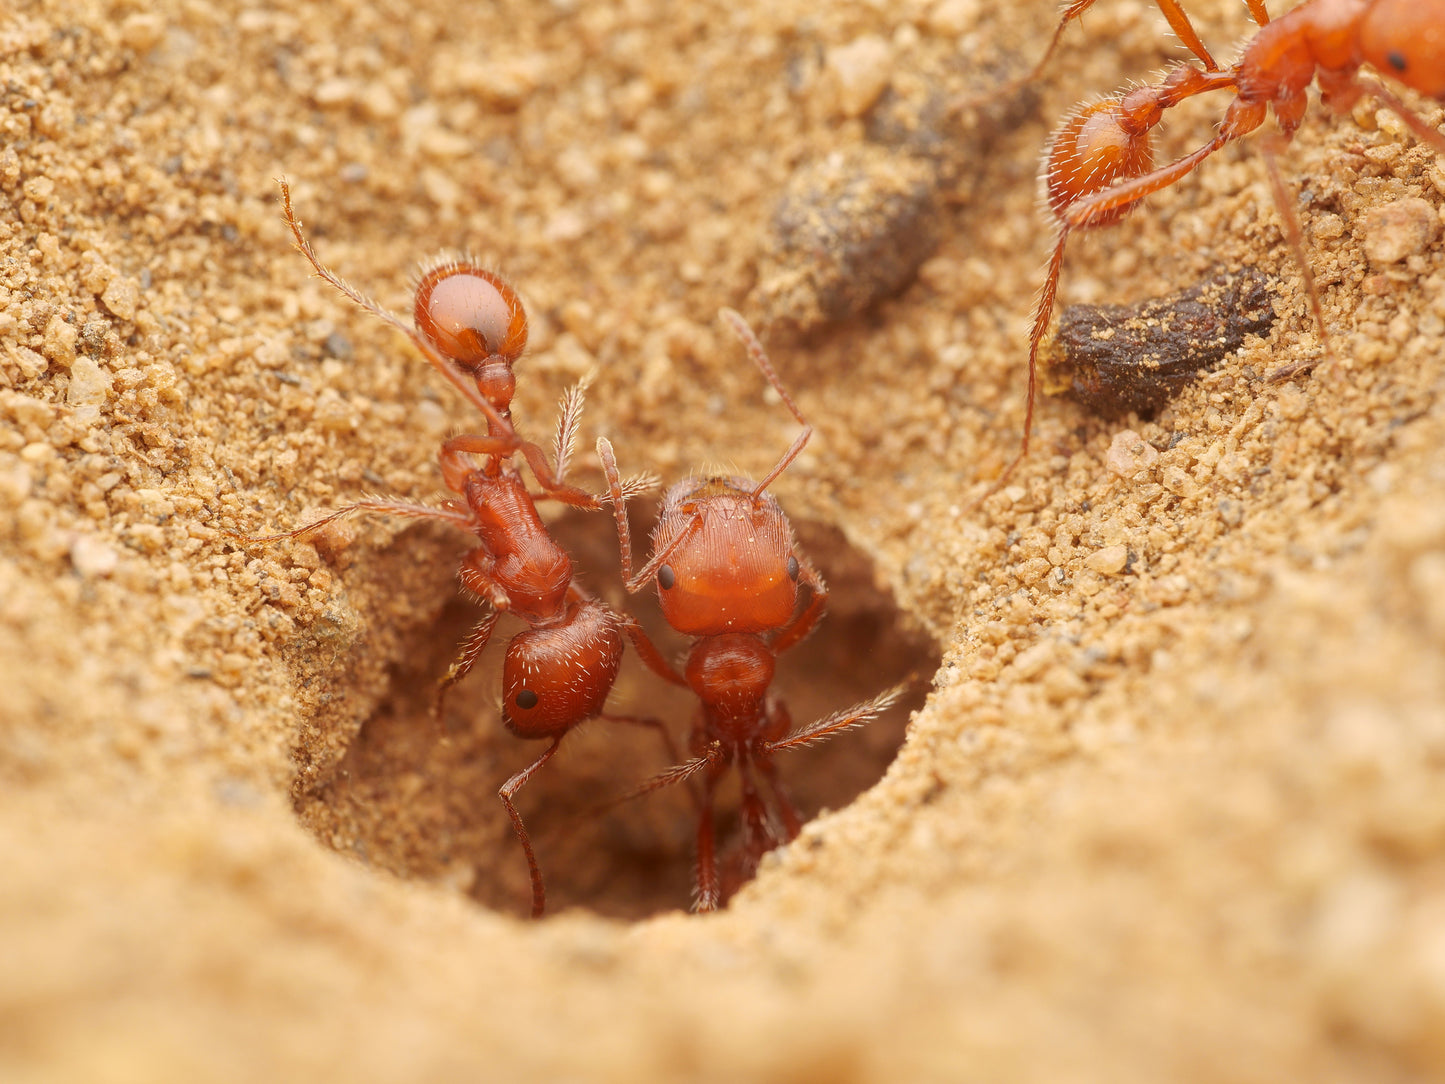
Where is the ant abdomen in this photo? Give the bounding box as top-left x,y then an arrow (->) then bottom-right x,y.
501,600 -> 626,739
413,262 -> 528,370
1044,97 -> 1157,226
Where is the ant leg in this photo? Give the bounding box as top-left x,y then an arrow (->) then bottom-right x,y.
442,432 -> 602,510
620,618 -> 688,687
457,548 -> 512,612
1241,0 -> 1269,25
769,557 -> 829,656
756,753 -> 804,842
763,683 -> 908,756
718,309 -> 815,498
1063,94 -> 1264,231
1021,0 -> 1221,92
1258,135 -> 1334,366
983,225 -> 1071,494
694,770 -> 721,913
1363,80 -> 1445,156
1152,0 -> 1220,69
499,737 -> 564,918
598,712 -> 683,767
231,497 -> 474,544
736,755 -> 783,880
434,610 -> 502,720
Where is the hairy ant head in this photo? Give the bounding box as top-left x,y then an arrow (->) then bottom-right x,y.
1360,0 -> 1445,98
500,600 -> 625,739
414,263 -> 528,371
647,477 -> 801,637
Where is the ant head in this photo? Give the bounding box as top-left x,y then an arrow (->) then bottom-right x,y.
414,262 -> 527,409
501,600 -> 624,739
649,477 -> 802,637
1361,0 -> 1445,99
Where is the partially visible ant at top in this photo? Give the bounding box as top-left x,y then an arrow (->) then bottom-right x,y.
1017,1 -> 1272,89
596,309 -> 904,912
991,0 -> 1445,489
240,180 -> 666,918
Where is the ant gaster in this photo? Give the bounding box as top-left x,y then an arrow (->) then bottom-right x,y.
246,181 -> 665,918
597,309 -> 903,912
999,0 -> 1445,484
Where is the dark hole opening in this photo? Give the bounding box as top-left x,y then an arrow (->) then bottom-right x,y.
293,507 -> 937,920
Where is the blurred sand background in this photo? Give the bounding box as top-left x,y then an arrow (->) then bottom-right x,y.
3,0 -> 1444,1080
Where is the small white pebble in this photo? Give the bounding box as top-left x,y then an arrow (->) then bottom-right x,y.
1105,429 -> 1159,477
70,533 -> 119,578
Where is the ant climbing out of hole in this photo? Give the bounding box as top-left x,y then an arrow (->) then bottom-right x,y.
995,0 -> 1445,486
595,309 -> 905,912
240,181 -> 668,918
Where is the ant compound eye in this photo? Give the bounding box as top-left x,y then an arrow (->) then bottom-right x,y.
787,555 -> 800,580
414,264 -> 528,369
657,564 -> 676,590
514,689 -> 539,711
1388,50 -> 1407,72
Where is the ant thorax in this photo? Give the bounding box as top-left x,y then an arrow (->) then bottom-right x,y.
648,475 -> 802,636
683,633 -> 777,739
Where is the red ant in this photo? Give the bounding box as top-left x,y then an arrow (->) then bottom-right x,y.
1001,0 -> 1445,484
596,309 -> 904,912
243,181 -> 665,918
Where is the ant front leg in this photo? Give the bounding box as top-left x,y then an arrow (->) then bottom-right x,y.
434,609 -> 502,720
596,437 -> 689,688
498,737 -> 564,918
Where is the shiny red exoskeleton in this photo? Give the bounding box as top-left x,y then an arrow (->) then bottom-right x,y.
245,182 -> 664,917
999,0 -> 1445,484
598,310 -> 902,912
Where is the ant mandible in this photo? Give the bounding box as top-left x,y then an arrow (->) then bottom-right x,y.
596,309 -> 903,912
245,181 -> 666,918
1000,0 -> 1445,484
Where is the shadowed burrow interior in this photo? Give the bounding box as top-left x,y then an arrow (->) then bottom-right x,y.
290,506 -> 938,920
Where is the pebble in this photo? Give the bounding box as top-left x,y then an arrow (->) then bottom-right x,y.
1361,197 -> 1439,267
1084,545 -> 1129,575
70,533 -> 119,578
1105,429 -> 1160,478
824,35 -> 893,119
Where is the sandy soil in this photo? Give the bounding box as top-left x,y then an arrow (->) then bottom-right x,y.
3,0 -> 1444,1080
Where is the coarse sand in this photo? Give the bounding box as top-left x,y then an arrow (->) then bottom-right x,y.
3,1 -> 1444,1080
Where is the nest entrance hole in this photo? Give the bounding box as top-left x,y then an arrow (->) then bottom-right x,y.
292,510 -> 937,920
